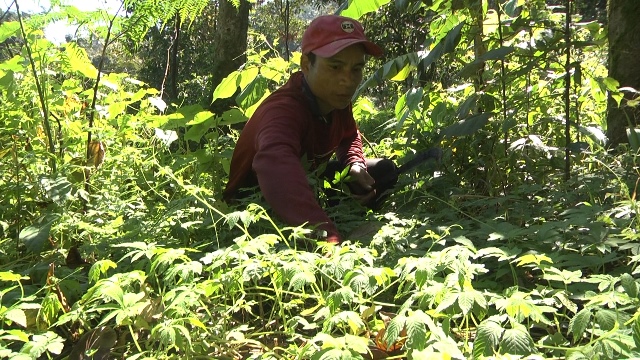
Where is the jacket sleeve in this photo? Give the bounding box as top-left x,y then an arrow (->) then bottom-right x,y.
336,112 -> 366,167
252,114 -> 340,239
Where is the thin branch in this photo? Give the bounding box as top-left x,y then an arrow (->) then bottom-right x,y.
15,0 -> 56,173
0,0 -> 16,23
85,1 -> 124,197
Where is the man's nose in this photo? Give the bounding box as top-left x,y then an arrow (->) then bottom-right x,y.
339,69 -> 357,86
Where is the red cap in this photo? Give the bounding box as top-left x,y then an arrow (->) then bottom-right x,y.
301,15 -> 383,58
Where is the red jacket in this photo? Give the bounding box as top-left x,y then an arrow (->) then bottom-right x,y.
224,71 -> 365,240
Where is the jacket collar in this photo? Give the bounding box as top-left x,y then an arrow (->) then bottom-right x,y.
301,75 -> 331,124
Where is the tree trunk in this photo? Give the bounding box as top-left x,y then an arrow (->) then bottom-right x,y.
606,0 -> 640,147
208,0 -> 251,114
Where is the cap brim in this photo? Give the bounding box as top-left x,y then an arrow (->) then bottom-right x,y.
312,38 -> 383,58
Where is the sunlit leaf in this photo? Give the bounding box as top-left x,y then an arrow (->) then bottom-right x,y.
0,21 -> 19,42
0,271 -> 27,282
405,313 -> 427,350
390,63 -> 413,81
383,314 -> 406,349
4,309 -> 27,328
63,42 -> 98,78
341,0 -> 392,19
515,253 -> 553,267
500,323 -> 535,355
474,318 -> 503,358
457,291 -> 475,315
20,331 -> 64,358
212,70 -> 241,101
88,260 -> 118,284
290,271 -> 315,291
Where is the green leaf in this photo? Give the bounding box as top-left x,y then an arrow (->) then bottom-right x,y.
474,319 -> 503,358
441,112 -> 492,137
327,287 -> 355,313
566,348 -> 592,360
554,291 -> 578,314
186,110 -> 215,125
456,93 -> 479,119
620,273 -> 638,299
0,22 -> 20,42
64,42 -> 98,78
212,70 -> 241,101
633,317 -> 640,348
457,47 -> 515,79
19,214 -> 60,254
3,329 -> 30,342
594,309 -> 617,331
341,0 -> 392,19
326,311 -> 365,335
218,108 -> 248,126
236,75 -> 268,110
543,267 -> 583,284
344,334 -> 369,354
88,260 -> 118,284
405,313 -> 427,350
4,308 -> 27,328
184,116 -> 217,142
0,55 -> 24,72
395,88 -> 424,129
20,331 -> 64,358
569,308 -> 592,342
499,323 -> 535,356
627,128 -> 640,152
0,271 -> 27,282
312,348 -> 344,360
41,176 -> 74,205
384,314 -> 406,349
504,0 -> 523,17
457,291 -> 475,315
290,271 -> 315,291
435,291 -> 459,313
594,334 -> 635,359
421,21 -> 465,69
516,253 -> 553,267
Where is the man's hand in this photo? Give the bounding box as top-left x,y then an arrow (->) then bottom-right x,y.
348,162 -> 376,205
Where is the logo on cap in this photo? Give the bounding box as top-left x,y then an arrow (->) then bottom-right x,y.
341,21 -> 355,33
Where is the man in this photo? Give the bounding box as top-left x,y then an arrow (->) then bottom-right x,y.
223,14 -> 397,244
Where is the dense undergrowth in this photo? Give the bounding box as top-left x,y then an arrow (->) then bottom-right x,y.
2,0 -> 640,359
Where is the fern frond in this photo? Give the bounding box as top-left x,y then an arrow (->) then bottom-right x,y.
122,0 -> 210,42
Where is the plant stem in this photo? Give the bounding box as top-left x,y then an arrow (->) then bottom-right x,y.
563,0 -> 572,180
497,4 -> 509,155
128,324 -> 142,352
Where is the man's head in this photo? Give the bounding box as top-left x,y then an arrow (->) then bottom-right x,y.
300,15 -> 382,115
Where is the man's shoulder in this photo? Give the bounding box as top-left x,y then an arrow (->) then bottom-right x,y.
255,76 -> 309,115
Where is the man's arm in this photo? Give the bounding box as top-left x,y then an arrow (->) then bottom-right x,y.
253,117 -> 341,242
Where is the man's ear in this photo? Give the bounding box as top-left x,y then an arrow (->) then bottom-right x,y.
300,53 -> 310,73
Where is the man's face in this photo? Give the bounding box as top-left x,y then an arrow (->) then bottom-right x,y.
301,44 -> 366,115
